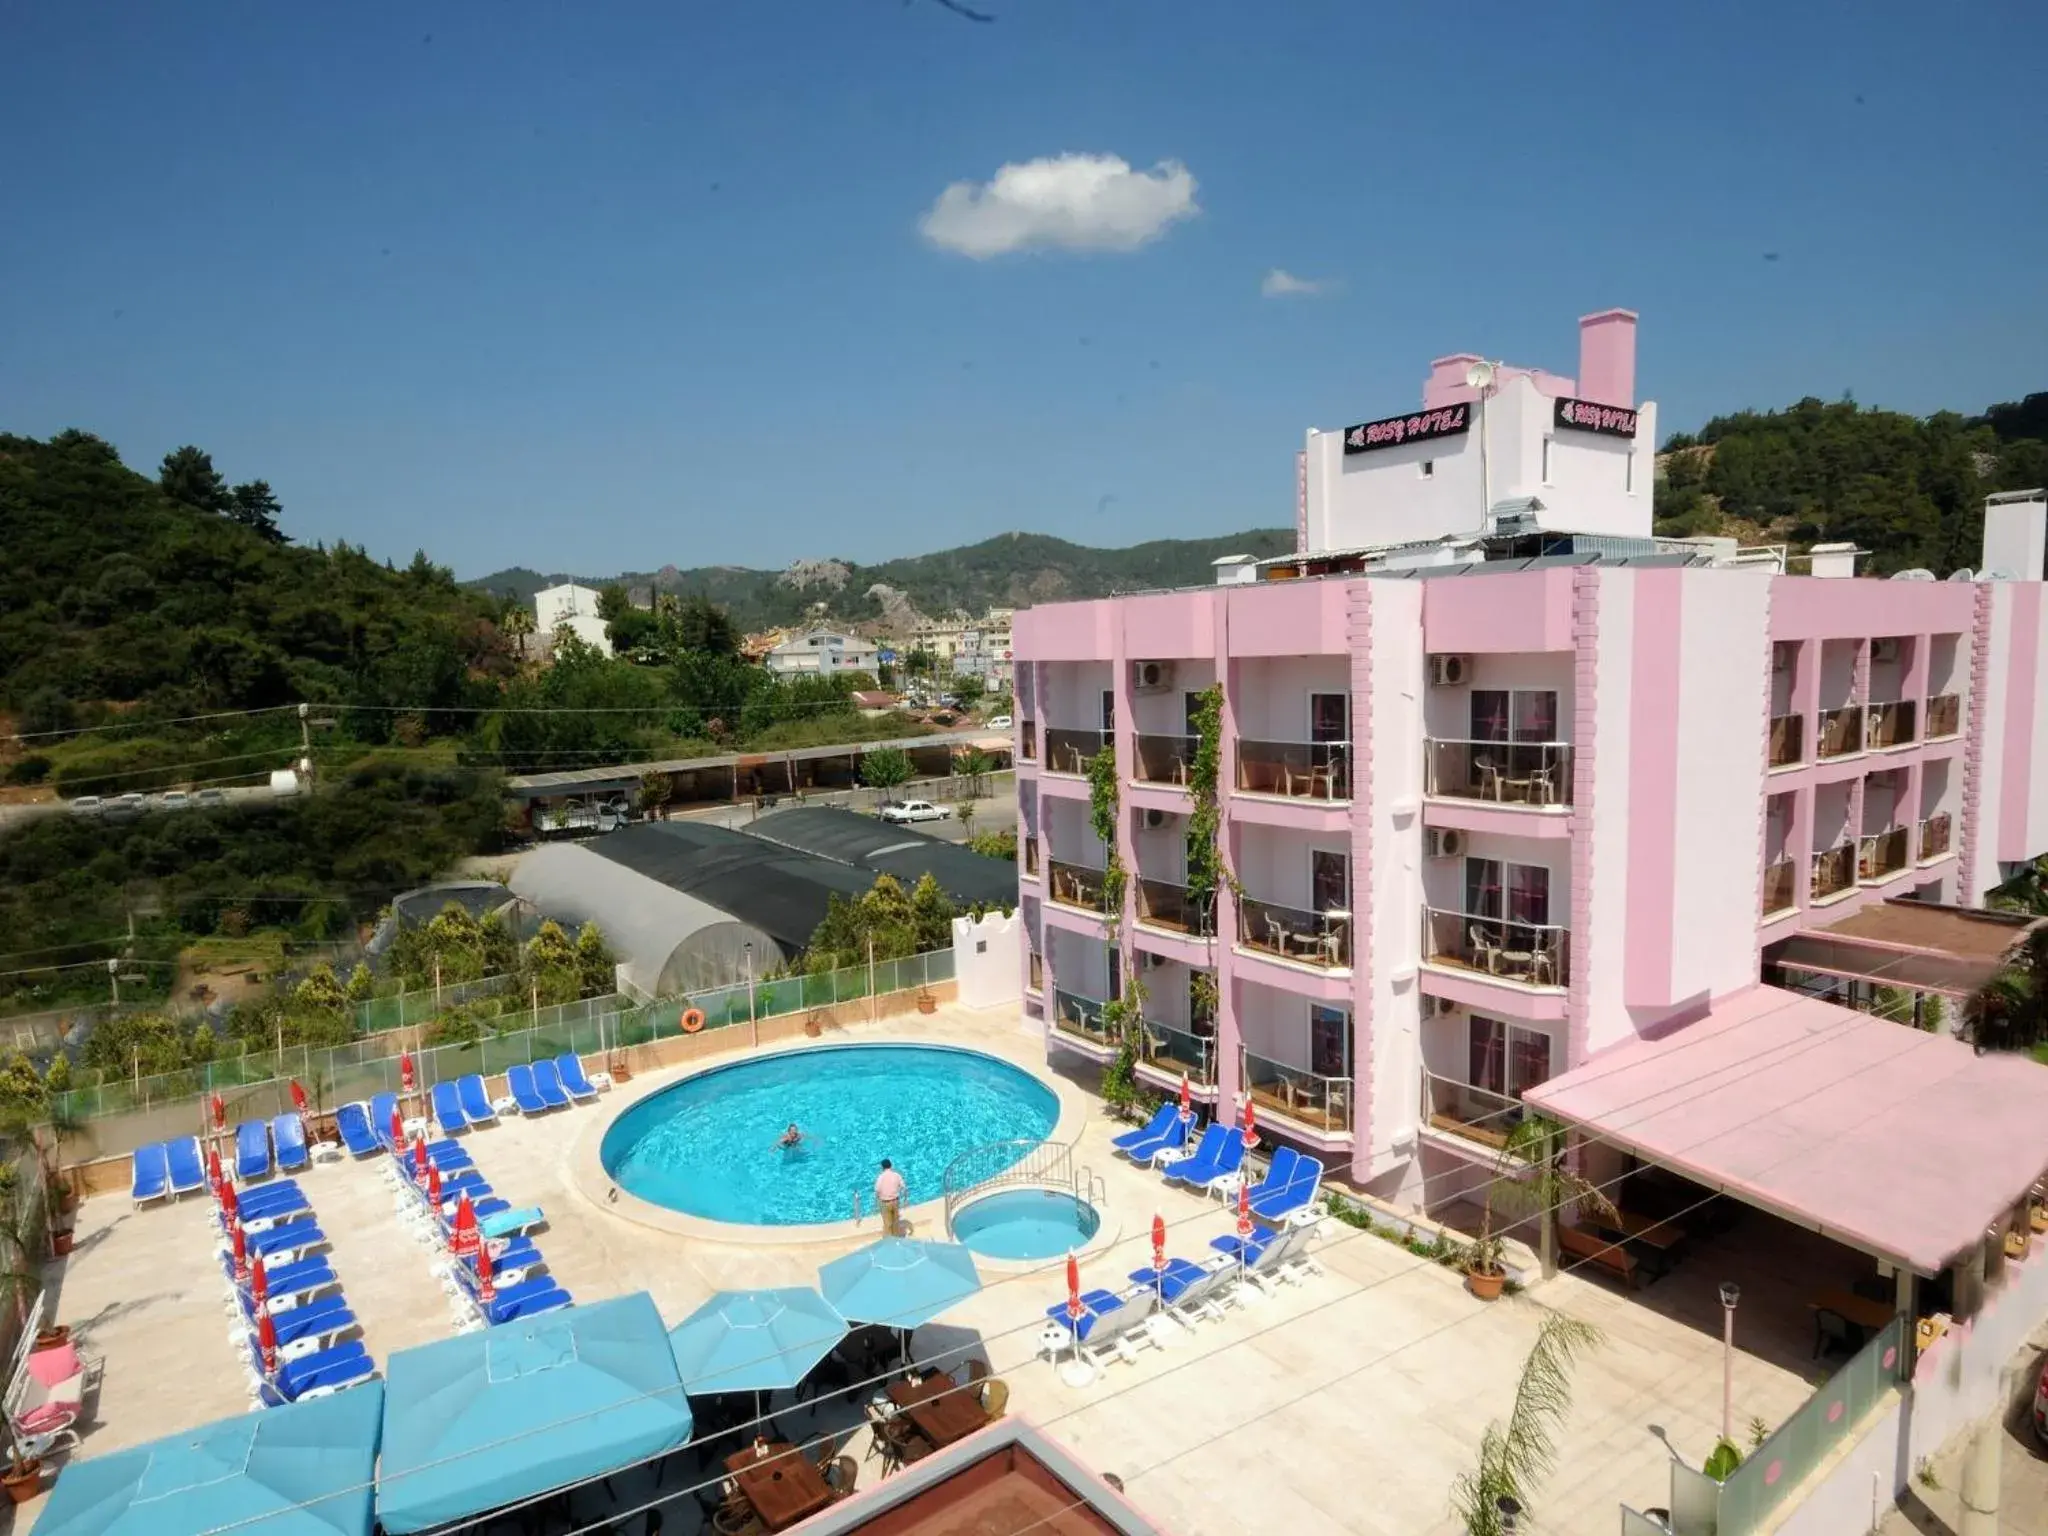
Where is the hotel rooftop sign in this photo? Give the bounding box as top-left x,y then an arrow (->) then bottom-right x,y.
1342,404 -> 1471,455
1553,397 -> 1639,438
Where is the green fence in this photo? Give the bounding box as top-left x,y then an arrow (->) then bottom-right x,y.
351,974 -> 514,1035
58,948 -> 956,1132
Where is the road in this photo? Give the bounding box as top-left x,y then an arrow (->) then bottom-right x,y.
1881,1335 -> 2048,1536
0,784 -> 290,835
677,792 -> 1013,845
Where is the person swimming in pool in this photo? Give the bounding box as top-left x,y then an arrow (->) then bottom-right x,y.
776,1124 -> 805,1151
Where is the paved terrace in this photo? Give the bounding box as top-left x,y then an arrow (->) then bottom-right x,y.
30,1007 -> 1826,1535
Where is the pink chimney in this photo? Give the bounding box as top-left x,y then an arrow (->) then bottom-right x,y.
1577,310 -> 1638,408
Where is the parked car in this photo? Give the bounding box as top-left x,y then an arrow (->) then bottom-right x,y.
195,788 -> 227,807
69,795 -> 105,816
2034,1352 -> 2048,1447
985,714 -> 1013,730
158,790 -> 192,812
108,792 -> 147,821
878,799 -> 949,824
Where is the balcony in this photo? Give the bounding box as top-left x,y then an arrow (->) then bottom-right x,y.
1926,693 -> 1962,740
1022,835 -> 1041,878
1918,813 -> 1953,863
1761,859 -> 1798,918
1859,826 -> 1910,883
1242,1049 -> 1352,1135
1818,706 -> 1865,759
1234,739 -> 1350,802
1051,989 -> 1111,1048
1867,699 -> 1917,750
1132,733 -> 1198,788
1424,740 -> 1572,808
1135,877 -> 1214,938
1043,727 -> 1107,776
1811,843 -> 1856,902
1768,714 -> 1804,769
1421,908 -> 1570,989
1136,1019 -> 1217,1088
1021,720 -> 1038,761
1421,1069 -> 1527,1153
1237,896 -> 1351,970
1046,858 -> 1113,916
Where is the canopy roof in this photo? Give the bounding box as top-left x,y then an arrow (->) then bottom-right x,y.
747,806 -> 1017,908
1523,986 -> 2048,1274
375,1293 -> 693,1535
33,1381 -> 382,1536
1767,899 -> 2044,999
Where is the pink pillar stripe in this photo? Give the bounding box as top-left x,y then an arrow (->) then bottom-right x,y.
1345,582 -> 1375,1182
1958,583 -> 1996,902
1998,584 -> 2041,863
1623,570 -> 1683,1014
1566,568 -> 1600,1068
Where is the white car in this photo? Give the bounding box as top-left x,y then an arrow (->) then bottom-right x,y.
70,795 -> 105,815
159,790 -> 192,812
878,800 -> 950,824
985,715 -> 1013,730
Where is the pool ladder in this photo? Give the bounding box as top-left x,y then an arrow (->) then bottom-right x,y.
1075,1164 -> 1107,1210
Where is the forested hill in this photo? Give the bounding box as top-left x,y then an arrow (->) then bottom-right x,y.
1655,391 -> 2048,575
473,527 -> 1299,632
0,430 -> 506,732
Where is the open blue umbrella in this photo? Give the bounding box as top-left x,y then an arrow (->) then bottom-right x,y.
32,1382 -> 382,1536
818,1237 -> 982,1330
667,1288 -> 848,1397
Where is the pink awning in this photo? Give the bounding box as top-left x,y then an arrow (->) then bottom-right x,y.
1523,986 -> 2048,1274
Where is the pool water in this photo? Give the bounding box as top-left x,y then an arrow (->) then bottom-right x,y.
600,1045 -> 1059,1226
950,1189 -> 1101,1261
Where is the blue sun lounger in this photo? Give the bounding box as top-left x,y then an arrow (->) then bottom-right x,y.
248,1338 -> 374,1401
233,1177 -> 304,1209
230,1256 -> 339,1305
1251,1154 -> 1324,1225
554,1054 -> 600,1101
1111,1103 -> 1180,1157
529,1059 -> 572,1110
479,1205 -> 544,1241
369,1092 -> 402,1151
1241,1147 -> 1300,1208
477,1279 -> 574,1326
455,1075 -> 497,1125
430,1081 -> 467,1137
234,1121 -> 271,1183
257,1295 -> 356,1350
165,1136 -> 207,1197
272,1114 -> 309,1173
505,1064 -> 549,1115
1163,1127 -> 1245,1200
131,1143 -> 169,1206
334,1102 -> 380,1158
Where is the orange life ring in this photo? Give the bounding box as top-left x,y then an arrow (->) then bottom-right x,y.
681,1008 -> 706,1034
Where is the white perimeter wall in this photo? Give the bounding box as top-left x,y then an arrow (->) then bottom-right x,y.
952,910 -> 1021,1011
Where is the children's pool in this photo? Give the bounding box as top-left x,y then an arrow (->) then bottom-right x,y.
949,1189 -> 1101,1262
599,1045 -> 1059,1226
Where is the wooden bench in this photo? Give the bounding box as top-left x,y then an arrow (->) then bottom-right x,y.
1557,1223 -> 1640,1290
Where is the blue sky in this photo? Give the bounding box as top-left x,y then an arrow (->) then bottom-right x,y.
3,1 -> 2044,577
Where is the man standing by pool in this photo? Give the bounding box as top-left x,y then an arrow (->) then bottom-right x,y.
875,1158 -> 906,1236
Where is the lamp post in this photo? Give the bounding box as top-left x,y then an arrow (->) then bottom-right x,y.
1719,1280 -> 1741,1443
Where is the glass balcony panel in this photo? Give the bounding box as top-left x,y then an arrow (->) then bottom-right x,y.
1424,740 -> 1572,806
1811,843 -> 1856,900
1051,989 -> 1110,1046
1926,694 -> 1961,739
1761,859 -> 1798,916
1237,896 -> 1351,969
1768,714 -> 1804,768
1133,733 -> 1198,787
1137,1019 -> 1217,1087
1918,813 -> 1952,861
1868,699 -> 1917,749
1818,706 -> 1865,759
1420,908 -> 1570,987
1420,1068 -> 1529,1151
1242,1048 -> 1352,1134
1021,720 -> 1038,760
1135,877 -> 1214,937
1858,826 -> 1910,882
1043,727 -> 1107,775
1234,739 -> 1350,801
1046,858 -> 1112,915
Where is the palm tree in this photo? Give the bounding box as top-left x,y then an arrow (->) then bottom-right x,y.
1450,1312 -> 1603,1535
1468,1115 -> 1616,1290
1964,927 -> 2048,1053
502,602 -> 535,661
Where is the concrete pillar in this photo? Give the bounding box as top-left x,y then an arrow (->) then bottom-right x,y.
1958,1394 -> 2004,1536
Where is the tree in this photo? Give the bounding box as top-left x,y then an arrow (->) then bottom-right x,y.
524,920 -> 580,1006
956,799 -> 978,838
953,673 -> 986,708
502,603 -> 536,661
344,963 -> 375,1002
910,873 -> 957,952
1449,1312 -> 1603,1536
954,747 -> 996,795
1964,928 -> 2048,1053
803,873 -> 956,973
1468,1115 -> 1615,1285
574,921 -> 616,999
158,445 -> 230,513
226,480 -> 286,543
671,596 -> 739,659
861,746 -> 914,798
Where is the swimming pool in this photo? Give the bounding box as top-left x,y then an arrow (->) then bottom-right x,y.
600,1045 -> 1060,1226
950,1189 -> 1101,1262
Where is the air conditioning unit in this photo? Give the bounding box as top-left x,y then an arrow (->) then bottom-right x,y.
1134,660 -> 1175,692
1427,654 -> 1472,687
1138,950 -> 1169,971
1424,827 -> 1466,860
1430,995 -> 1460,1017
1871,638 -> 1901,664
1141,808 -> 1171,830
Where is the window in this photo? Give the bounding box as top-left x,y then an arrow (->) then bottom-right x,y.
1311,850 -> 1348,913
1310,1005 -> 1349,1078
1470,689 -> 1558,743
1309,692 -> 1349,743
1101,689 -> 1115,732
1464,857 -> 1550,926
1540,436 -> 1552,484
1420,460 -> 1434,480
1468,1015 -> 1552,1098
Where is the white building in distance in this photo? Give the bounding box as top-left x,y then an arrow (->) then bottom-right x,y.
534,583 -> 613,658
764,629 -> 881,678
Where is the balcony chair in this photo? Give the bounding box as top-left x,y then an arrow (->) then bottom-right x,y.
1467,926 -> 1503,975
1471,755 -> 1504,801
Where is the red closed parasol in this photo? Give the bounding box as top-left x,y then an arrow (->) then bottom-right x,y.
207,1143 -> 223,1193
289,1079 -> 308,1115
1064,1251 -> 1084,1322
451,1192 -> 479,1257
1236,1178 -> 1254,1239
230,1218 -> 247,1282
475,1237 -> 495,1307
257,1307 -> 277,1375
220,1179 -> 239,1222
1240,1096 -> 1259,1152
1151,1213 -> 1167,1272
400,1050 -> 415,1095
388,1103 -> 405,1151
426,1161 -> 442,1210
210,1093 -> 226,1134
411,1133 -> 429,1184
1178,1074 -> 1192,1121
250,1254 -> 268,1309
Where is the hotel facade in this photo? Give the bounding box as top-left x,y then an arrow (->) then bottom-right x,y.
1008,309 -> 2048,1208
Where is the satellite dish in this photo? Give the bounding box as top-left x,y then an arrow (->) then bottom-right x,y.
1889,569 -> 1935,581
1464,360 -> 1497,393
1947,569 -> 1976,582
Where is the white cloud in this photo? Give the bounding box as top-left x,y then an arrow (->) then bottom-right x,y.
1260,268 -> 1334,298
919,153 -> 1199,259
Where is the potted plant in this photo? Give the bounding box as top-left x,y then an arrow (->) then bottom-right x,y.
1465,1114 -> 1616,1301
914,987 -> 938,1016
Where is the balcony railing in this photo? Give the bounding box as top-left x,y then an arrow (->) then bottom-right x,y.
1021,720 -> 1038,761
1135,877 -> 1214,938
1768,714 -> 1804,768
1132,733 -> 1198,787
1234,739 -> 1350,802
1046,858 -> 1112,915
1237,896 -> 1352,970
1818,706 -> 1865,759
1051,989 -> 1111,1047
1859,826 -> 1910,882
1242,1048 -> 1352,1135
1867,699 -> 1917,749
1027,951 -> 1043,993
1918,813 -> 1953,862
1022,835 -> 1041,877
1043,727 -> 1107,776
1137,1019 -> 1217,1087
1926,693 -> 1961,740
1423,740 -> 1572,807
1761,858 -> 1798,918
1811,843 -> 1856,901
1420,1068 -> 1530,1152
1420,908 -> 1570,988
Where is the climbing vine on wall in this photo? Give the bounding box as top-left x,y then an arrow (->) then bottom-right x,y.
1087,740 -> 1145,1108
1184,683 -> 1232,1020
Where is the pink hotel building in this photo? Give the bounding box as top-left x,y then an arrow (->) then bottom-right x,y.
1010,309 -> 2048,1206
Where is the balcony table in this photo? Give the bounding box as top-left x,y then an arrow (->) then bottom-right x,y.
887,1372 -> 989,1449
726,1442 -> 834,1532
1809,1286 -> 1893,1335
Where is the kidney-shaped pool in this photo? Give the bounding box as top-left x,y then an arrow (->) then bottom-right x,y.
600,1044 -> 1060,1226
